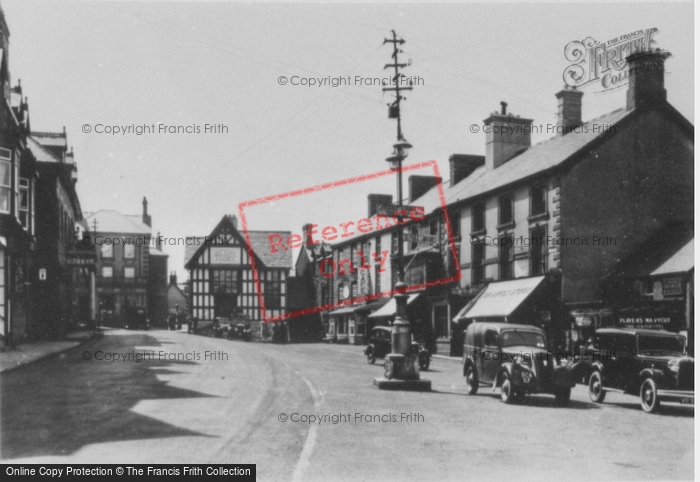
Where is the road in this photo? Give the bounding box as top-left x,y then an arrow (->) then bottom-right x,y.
1,329 -> 693,481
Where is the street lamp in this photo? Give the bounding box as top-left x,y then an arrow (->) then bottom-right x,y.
380,137 -> 423,384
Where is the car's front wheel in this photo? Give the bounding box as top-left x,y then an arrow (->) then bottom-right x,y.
465,365 -> 478,395
640,378 -> 661,414
500,373 -> 514,404
589,371 -> 606,403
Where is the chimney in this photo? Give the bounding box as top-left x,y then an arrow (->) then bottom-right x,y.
367,193 -> 393,218
626,50 -> 671,110
483,101 -> 533,170
555,86 -> 583,133
142,196 -> 151,227
409,175 -> 442,202
169,272 -> 177,286
449,154 -> 485,186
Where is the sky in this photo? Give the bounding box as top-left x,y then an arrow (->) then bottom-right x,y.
2,0 -> 694,282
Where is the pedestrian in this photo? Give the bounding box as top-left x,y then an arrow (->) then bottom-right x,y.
168,313 -> 175,331
186,315 -> 192,334
193,316 -> 199,334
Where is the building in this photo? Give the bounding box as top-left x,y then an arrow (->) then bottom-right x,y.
184,215 -> 292,340
83,198 -> 165,328
0,8 -> 37,345
148,235 -> 169,327
446,50 -> 692,354
29,130 -> 89,338
167,271 -> 188,315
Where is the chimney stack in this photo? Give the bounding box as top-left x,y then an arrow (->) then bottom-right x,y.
408,175 -> 442,203
555,86 -> 583,134
449,154 -> 485,187
225,214 -> 238,229
142,196 -> 151,227
367,194 -> 393,218
483,102 -> 533,170
626,50 -> 670,111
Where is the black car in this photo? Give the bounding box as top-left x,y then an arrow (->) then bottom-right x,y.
227,322 -> 252,341
364,326 -> 431,370
586,328 -> 694,413
462,322 -> 576,405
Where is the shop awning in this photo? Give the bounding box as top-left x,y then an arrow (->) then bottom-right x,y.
454,276 -> 546,320
452,287 -> 486,323
328,306 -> 356,316
368,293 -> 421,318
651,239 -> 693,276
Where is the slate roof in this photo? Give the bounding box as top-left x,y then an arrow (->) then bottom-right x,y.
184,225 -> 293,270
83,210 -> 151,234
31,130 -> 67,147
27,136 -> 60,163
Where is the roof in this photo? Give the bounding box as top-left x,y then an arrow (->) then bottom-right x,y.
467,322 -> 545,333
83,210 -> 151,234
458,276 -> 546,319
27,136 -> 60,163
651,239 -> 693,276
184,217 -> 293,270
247,231 -> 293,268
31,130 -> 67,147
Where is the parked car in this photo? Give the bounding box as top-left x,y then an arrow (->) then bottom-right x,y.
462,322 -> 576,405
585,328 -> 694,414
211,318 -> 231,338
227,322 -> 252,341
364,326 -> 431,370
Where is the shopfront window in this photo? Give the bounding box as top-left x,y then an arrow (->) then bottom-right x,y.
434,305 -> 449,339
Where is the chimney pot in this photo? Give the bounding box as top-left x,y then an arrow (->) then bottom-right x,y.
500,101 -> 507,115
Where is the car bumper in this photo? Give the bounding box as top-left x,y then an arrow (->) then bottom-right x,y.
657,389 -> 694,401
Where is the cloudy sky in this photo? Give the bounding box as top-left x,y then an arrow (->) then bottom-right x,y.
2,0 -> 693,281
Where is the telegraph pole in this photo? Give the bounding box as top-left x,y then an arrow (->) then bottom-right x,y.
374,31 -> 430,391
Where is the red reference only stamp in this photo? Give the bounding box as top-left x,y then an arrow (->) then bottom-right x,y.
238,160 -> 460,323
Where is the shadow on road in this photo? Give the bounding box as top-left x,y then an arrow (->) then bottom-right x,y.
1,332 -> 216,460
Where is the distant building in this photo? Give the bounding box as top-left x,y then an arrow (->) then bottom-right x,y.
29,130 -> 89,338
83,198 -> 166,328
184,215 -> 292,340
167,272 -> 188,315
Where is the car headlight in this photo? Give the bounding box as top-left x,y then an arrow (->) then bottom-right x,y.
668,358 -> 680,373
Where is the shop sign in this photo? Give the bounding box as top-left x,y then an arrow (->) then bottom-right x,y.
662,277 -> 683,296
210,247 -> 241,265
619,315 -> 672,330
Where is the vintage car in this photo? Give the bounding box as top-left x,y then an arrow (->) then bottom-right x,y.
586,328 -> 694,414
462,322 -> 575,405
364,326 -> 431,370
227,322 -> 252,341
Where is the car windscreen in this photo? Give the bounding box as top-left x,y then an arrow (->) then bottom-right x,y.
637,335 -> 685,355
501,330 -> 546,348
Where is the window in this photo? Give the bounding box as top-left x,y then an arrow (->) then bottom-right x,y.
472,202 -> 485,233
212,269 -> 238,294
530,226 -> 547,275
264,270 -> 281,309
429,218 -> 439,236
19,178 -> 29,230
101,243 -> 113,258
0,148 -> 11,214
410,225 -> 419,251
499,195 -> 513,226
449,209 -> 461,240
472,242 -> 485,285
124,267 -> 135,279
499,234 -> 513,280
124,244 -> 136,259
484,330 -> 500,347
531,184 -> 547,216
392,232 -> 398,254
102,266 -> 113,278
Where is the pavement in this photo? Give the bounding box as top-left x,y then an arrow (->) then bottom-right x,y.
0,330 -> 102,374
